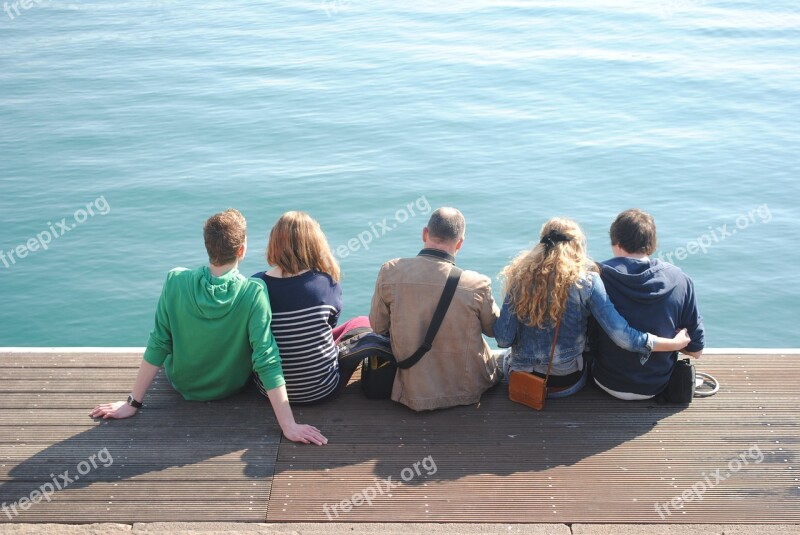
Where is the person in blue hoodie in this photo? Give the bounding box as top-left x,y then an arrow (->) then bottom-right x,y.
592,209 -> 705,400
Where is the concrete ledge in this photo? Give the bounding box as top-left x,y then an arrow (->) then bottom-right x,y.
0,525 -> 133,534
1,525 -> 799,535
573,525 -> 800,535
134,524 -> 570,534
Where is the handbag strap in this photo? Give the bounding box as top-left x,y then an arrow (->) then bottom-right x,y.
396,265 -> 463,369
542,316 -> 562,387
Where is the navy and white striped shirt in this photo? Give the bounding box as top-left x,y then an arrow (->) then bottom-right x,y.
254,270 -> 342,403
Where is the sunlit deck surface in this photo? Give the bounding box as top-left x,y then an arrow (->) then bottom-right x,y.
0,351 -> 798,525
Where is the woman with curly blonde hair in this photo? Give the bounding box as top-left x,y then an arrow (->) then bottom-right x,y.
495,217 -> 690,398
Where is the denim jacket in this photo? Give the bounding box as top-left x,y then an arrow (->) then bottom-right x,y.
495,271 -> 655,376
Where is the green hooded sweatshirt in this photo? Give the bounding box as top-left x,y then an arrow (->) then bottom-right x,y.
143,266 -> 284,401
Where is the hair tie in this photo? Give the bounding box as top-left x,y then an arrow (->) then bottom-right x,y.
540,230 -> 571,254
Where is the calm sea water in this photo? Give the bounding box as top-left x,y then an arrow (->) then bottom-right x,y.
1,1 -> 798,347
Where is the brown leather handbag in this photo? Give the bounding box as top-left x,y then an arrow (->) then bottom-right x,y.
508,317 -> 562,410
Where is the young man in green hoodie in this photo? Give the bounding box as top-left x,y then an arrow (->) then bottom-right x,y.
90,209 -> 327,445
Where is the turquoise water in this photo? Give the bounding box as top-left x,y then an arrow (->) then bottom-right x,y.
1,1 -> 798,347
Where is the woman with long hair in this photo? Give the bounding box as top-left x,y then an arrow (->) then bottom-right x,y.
495,217 -> 690,398
253,211 -> 370,404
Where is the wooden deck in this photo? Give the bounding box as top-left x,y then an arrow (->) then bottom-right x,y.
0,351 -> 798,524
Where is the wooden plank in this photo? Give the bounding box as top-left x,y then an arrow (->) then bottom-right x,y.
0,380 -> 185,393
0,479 -> 270,522
0,370 -> 150,381
0,353 -> 142,368
0,426 -> 282,445
268,354 -> 800,524
0,460 -> 277,481
0,368 -> 268,398
0,409 -> 283,427
0,480 -> 270,500
0,504 -> 269,523
0,387 -> 271,409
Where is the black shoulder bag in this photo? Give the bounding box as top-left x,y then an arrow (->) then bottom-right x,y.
359,265 -> 463,399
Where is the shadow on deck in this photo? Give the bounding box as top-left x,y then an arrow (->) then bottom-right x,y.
0,352 -> 797,524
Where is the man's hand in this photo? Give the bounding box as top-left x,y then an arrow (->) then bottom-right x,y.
89,360 -> 159,420
282,423 -> 328,445
89,401 -> 138,420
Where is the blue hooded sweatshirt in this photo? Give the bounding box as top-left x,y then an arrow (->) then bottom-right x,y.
591,257 -> 705,396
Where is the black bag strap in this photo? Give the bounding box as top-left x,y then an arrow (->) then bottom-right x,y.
395,265 -> 463,369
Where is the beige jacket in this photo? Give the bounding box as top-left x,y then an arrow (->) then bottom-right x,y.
369,249 -> 500,411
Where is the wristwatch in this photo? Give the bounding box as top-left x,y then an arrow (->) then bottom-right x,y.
127,394 -> 143,409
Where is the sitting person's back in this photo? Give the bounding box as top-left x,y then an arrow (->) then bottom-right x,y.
369,207 -> 500,411
146,264 -> 278,401
253,211 -> 370,404
593,209 -> 705,399
256,269 -> 341,402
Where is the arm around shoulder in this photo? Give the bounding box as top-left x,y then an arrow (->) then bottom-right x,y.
493,296 -> 518,348
478,276 -> 500,338
586,272 -> 690,354
587,272 -> 652,354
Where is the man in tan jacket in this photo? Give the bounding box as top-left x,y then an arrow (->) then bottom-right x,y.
369,207 -> 500,411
